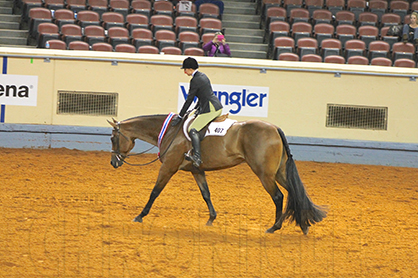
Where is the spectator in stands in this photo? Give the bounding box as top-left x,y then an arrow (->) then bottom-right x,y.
195,0 -> 224,15
202,32 -> 231,57
402,12 -> 418,46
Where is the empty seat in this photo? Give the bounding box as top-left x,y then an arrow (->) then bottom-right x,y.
381,13 -> 402,28
175,16 -> 198,35
154,29 -> 176,51
390,1 -> 409,22
115,43 -> 136,53
65,0 -> 87,13
109,0 -> 130,19
46,39 -> 66,49
314,23 -> 334,47
178,31 -> 200,52
160,46 -> 182,55
107,26 -> 130,48
60,23 -> 82,44
278,52 -> 300,61
324,55 -> 345,63
305,0 -> 324,17
150,14 -> 174,34
369,0 -> 387,23
394,58 -> 416,68
28,7 -> 52,39
335,11 -> 355,26
291,22 -> 313,46
87,0 -> 108,17
370,57 -> 392,66
411,2 -> 418,14
336,24 -> 357,48
325,0 -> 344,16
153,0 -> 174,17
131,28 -> 153,49
264,6 -> 286,31
312,9 -> 333,25
183,47 -> 205,56
131,0 -> 152,19
43,0 -> 65,11
138,45 -> 159,54
37,22 -> 59,48
83,25 -> 106,45
199,18 -> 222,35
347,0 -> 366,21
368,40 -> 390,60
321,38 -> 342,59
101,12 -> 125,29
344,39 -> 366,59
125,13 -> 149,34
273,36 -> 295,60
358,25 -> 378,49
92,42 -> 113,51
22,0 -> 43,23
198,3 -> 220,19
301,53 -> 322,62
283,0 -> 303,17
267,21 -> 290,47
76,10 -> 100,28
289,8 -> 310,25
68,40 -> 90,50
347,55 -> 369,65
297,37 -> 318,58
358,12 -> 378,27
201,32 -> 216,45
53,9 -> 76,30
391,42 -> 415,61
261,0 -> 281,23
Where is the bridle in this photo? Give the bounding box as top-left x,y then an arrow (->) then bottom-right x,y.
111,121 -> 182,167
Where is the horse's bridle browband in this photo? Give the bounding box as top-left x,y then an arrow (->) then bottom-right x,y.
112,120 -> 182,167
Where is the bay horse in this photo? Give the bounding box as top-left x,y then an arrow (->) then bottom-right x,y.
108,114 -> 327,234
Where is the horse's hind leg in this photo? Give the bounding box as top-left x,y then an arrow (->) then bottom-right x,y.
191,169 -> 217,226
261,177 -> 284,233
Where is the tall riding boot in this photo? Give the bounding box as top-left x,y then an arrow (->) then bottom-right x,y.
185,128 -> 202,167
415,38 -> 418,48
403,34 -> 408,43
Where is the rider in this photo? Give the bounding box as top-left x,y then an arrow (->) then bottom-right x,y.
171,57 -> 223,167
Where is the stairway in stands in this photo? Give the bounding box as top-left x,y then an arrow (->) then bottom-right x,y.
0,0 -> 32,47
222,0 -> 267,59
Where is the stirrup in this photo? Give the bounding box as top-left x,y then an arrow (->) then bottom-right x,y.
184,150 -> 202,167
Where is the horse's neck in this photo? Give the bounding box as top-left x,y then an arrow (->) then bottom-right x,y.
123,115 -> 167,146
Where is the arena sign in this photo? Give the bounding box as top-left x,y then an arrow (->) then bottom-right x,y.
178,83 -> 269,117
0,74 -> 38,106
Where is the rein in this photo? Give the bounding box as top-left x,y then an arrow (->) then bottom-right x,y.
112,118 -> 183,167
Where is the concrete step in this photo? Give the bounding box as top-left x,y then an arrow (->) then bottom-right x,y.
0,29 -> 28,38
222,20 -> 259,29
228,41 -> 268,52
224,6 -> 256,15
225,27 -> 264,37
0,43 -> 35,48
0,6 -> 13,13
0,1 -> 13,8
227,34 -> 263,44
0,21 -> 20,29
231,50 -> 268,59
0,14 -> 21,23
222,13 -> 260,22
0,36 -> 28,45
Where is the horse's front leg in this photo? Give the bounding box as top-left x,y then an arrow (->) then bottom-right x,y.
133,165 -> 177,223
191,169 -> 217,226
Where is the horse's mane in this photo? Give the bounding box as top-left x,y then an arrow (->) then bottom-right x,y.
121,114 -> 169,124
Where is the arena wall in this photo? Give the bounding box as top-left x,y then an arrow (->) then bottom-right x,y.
1,47 -> 417,167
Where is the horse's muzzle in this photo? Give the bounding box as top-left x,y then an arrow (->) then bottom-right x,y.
111,154 -> 124,168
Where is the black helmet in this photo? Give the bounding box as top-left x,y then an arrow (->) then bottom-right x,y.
181,57 -> 199,69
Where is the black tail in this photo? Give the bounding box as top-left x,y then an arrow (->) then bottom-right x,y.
277,128 -> 327,229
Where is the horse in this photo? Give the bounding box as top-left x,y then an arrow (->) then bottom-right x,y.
108,114 -> 327,234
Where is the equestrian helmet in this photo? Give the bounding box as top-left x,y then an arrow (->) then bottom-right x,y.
181,57 -> 199,69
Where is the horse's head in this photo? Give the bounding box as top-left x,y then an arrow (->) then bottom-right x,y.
108,118 -> 136,168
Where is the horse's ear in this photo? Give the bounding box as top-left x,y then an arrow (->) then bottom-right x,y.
112,118 -> 118,123
107,119 -> 117,128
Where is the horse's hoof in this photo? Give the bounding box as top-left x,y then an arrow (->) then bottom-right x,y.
301,226 -> 309,235
266,227 -> 277,233
206,220 -> 213,226
133,216 -> 143,223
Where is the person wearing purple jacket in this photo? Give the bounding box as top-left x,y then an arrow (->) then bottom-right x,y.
202,32 -> 231,57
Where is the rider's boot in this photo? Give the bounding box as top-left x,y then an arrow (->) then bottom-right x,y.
185,128 -> 202,167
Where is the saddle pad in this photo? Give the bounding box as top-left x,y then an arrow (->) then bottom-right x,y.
183,117 -> 236,141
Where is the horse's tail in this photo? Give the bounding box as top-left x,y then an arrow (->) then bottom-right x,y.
277,128 -> 327,231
